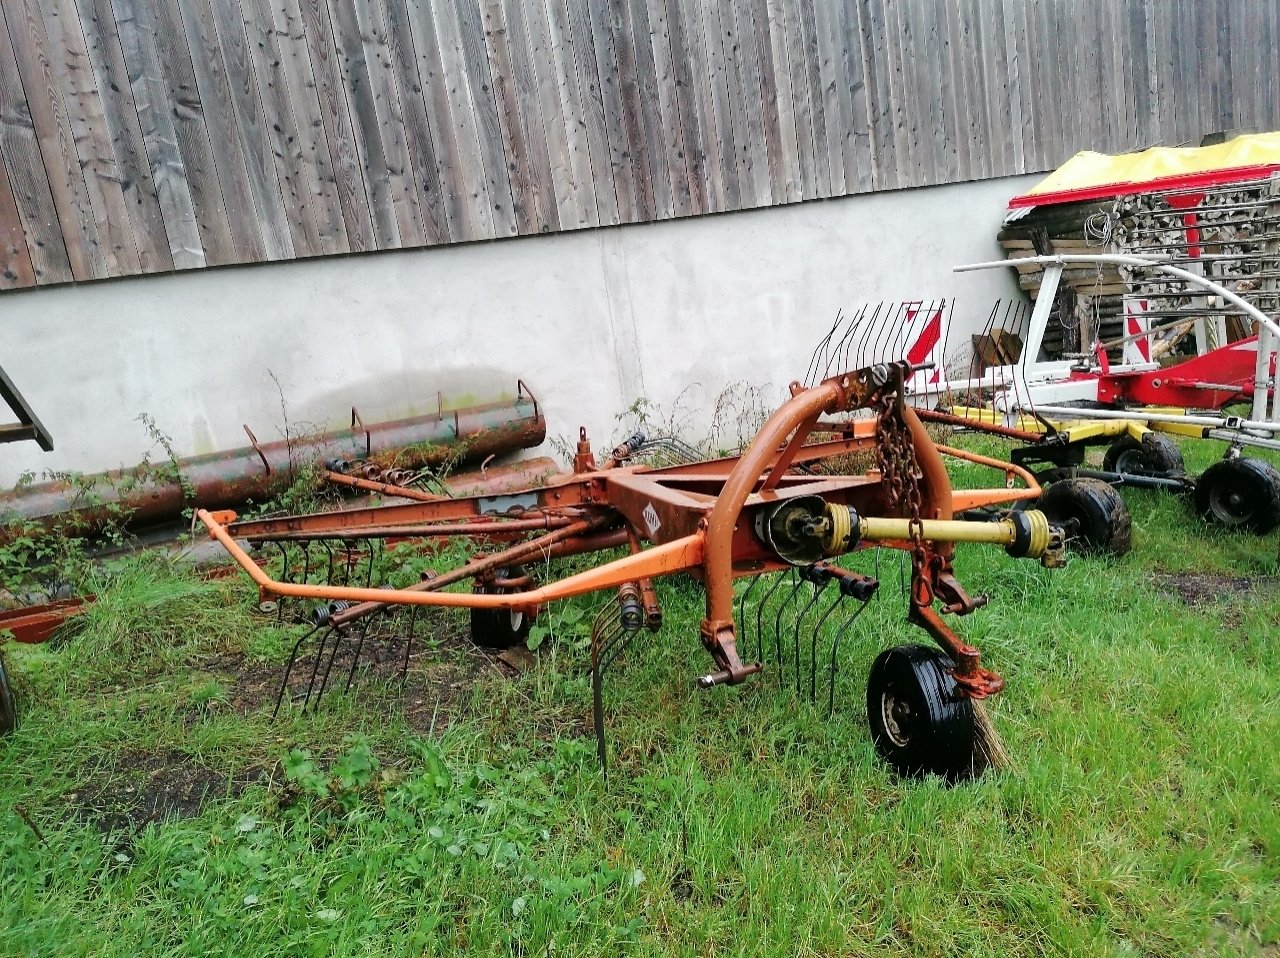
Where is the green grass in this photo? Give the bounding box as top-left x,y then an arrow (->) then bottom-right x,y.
2,437 -> 1279,957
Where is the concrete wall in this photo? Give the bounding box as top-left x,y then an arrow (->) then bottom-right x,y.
6,173 -> 1038,486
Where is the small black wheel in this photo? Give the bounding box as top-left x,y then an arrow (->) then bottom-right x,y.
469,565 -> 533,650
1038,477 -> 1133,556
866,644 -> 976,781
1195,456 -> 1280,534
1102,433 -> 1184,477
0,648 -> 16,735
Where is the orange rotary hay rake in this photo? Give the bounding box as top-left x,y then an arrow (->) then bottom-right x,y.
200,361 -> 1065,779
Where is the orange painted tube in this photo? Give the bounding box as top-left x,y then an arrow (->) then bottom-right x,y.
936,443 -> 1042,510
198,509 -> 703,609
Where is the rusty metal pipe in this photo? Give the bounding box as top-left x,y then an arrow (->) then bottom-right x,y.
243,514 -> 571,544
323,471 -> 444,502
915,407 -> 1046,443
3,395 -> 544,539
329,517 -> 604,625
323,456 -> 561,503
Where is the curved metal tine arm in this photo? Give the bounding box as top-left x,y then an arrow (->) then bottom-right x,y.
342,611 -> 380,695
809,591 -> 845,702
827,600 -> 873,716
292,623 -> 340,714
343,540 -> 359,585
772,572 -> 806,688
272,541 -> 291,624
304,623 -> 351,712
323,541 -> 335,585
747,571 -> 790,666
804,312 -> 844,388
792,577 -> 829,697
274,622 -> 323,719
362,540 -> 380,589
317,615 -> 372,706
399,606 -> 419,686
735,575 -> 764,665
590,611 -> 625,775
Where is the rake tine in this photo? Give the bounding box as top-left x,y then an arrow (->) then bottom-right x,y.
343,540 -> 358,584
399,606 -> 418,686
300,624 -> 341,713
311,615 -> 362,710
301,542 -> 312,586
590,613 -> 625,776
323,541 -> 335,585
272,541 -> 291,625
804,314 -> 842,388
754,571 -> 789,665
830,307 -> 862,374
273,622 -> 321,719
737,575 -> 764,663
848,305 -> 872,370
364,539 -> 383,589
820,309 -> 845,380
827,600 -> 872,716
810,591 -> 844,702
599,625 -> 635,675
854,303 -> 882,368
773,571 -> 805,687
273,541 -> 290,582
342,615 -> 376,695
792,573 -> 828,696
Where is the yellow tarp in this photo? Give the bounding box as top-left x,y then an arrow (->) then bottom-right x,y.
1014,131 -> 1280,203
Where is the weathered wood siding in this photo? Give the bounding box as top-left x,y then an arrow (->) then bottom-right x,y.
0,0 -> 1275,290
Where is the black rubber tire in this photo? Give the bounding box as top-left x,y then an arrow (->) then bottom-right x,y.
469,565 -> 533,650
1195,457 -> 1280,534
866,644 -> 976,781
0,649 -> 16,736
1038,477 -> 1133,556
1102,433 -> 1185,477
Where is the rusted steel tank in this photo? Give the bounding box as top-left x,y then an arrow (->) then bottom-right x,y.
0,389 -> 545,538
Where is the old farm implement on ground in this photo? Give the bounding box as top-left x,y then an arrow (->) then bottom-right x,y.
0,360 -> 55,735
199,361 -> 1065,780
906,253 -> 1280,545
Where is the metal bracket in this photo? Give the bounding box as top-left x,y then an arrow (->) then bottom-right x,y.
351,407 -> 371,458
242,424 -> 271,474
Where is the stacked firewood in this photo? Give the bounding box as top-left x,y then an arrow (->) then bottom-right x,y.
1114,179 -> 1280,346
998,174 -> 1280,360
998,201 -> 1125,357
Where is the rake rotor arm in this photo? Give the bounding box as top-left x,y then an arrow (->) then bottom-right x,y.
198,508 -> 704,611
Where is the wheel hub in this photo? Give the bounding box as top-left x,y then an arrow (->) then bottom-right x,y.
1210,482 -> 1251,524
880,683 -> 913,748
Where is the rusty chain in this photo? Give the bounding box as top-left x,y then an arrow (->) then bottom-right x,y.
873,373 -> 931,602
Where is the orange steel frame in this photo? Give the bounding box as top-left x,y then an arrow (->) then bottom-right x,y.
199,363 -> 1041,694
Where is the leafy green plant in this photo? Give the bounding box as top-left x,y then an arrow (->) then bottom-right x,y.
526,603 -> 590,651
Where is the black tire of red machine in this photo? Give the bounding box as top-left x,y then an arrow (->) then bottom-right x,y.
1102,433 -> 1185,478
1195,457 -> 1280,535
866,644 -> 976,781
1037,477 -> 1133,557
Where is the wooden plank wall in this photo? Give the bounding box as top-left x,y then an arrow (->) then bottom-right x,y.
0,0 -> 1276,291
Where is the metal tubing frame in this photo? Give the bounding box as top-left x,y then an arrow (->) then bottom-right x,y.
955,253 -> 1280,426
200,362 -> 1049,690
